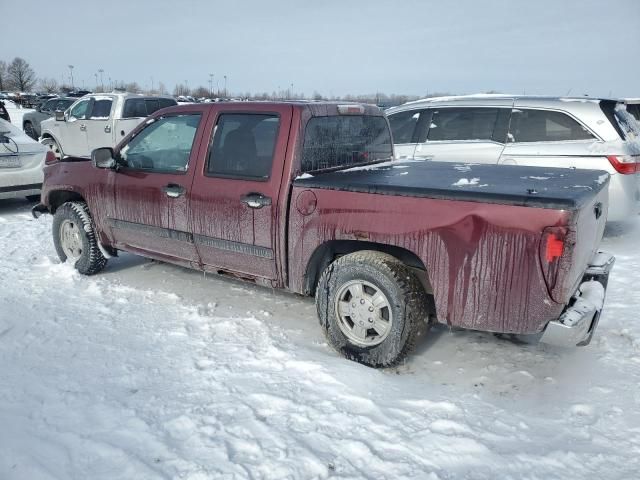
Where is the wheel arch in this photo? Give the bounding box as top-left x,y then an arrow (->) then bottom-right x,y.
303,240 -> 432,297
47,190 -> 86,214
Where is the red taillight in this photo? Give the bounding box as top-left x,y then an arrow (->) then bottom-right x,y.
44,150 -> 57,165
545,234 -> 565,262
607,155 -> 639,174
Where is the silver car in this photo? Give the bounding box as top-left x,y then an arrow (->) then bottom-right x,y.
386,95 -> 640,222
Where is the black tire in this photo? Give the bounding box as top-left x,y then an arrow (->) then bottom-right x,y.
52,201 -> 107,275
23,121 -> 37,140
315,250 -> 429,368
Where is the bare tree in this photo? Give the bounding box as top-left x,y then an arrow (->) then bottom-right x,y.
173,83 -> 190,96
125,82 -> 141,93
0,61 -> 7,91
157,81 -> 168,95
7,57 -> 36,91
192,86 -> 209,98
39,77 -> 59,93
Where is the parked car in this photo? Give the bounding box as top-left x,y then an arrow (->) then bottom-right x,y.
22,97 -> 76,140
33,101 -> 614,367
623,98 -> 640,122
386,95 -> 640,222
40,93 -> 177,159
0,118 -> 50,201
0,101 -> 10,122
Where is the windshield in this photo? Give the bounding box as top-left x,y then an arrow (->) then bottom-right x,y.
301,115 -> 392,173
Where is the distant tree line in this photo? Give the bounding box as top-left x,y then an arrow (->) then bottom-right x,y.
0,56 -> 453,107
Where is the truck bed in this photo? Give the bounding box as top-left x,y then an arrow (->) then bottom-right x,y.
294,161 -> 609,211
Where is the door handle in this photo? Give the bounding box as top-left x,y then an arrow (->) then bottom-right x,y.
79,124 -> 86,131
241,193 -> 271,209
162,184 -> 186,198
104,125 -> 111,133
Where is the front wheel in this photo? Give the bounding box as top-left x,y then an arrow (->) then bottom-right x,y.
23,121 -> 37,140
52,201 -> 107,275
315,251 -> 429,367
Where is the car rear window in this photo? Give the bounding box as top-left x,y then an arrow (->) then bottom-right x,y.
508,109 -> 595,142
122,98 -> 178,118
302,115 -> 392,173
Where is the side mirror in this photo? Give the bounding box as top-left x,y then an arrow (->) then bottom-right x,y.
55,111 -> 65,121
92,147 -> 116,169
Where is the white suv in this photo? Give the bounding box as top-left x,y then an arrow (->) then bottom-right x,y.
386,95 -> 640,222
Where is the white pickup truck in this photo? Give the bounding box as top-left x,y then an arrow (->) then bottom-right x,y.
40,93 -> 177,159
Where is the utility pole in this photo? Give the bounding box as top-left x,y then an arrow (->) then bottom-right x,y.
98,69 -> 104,91
68,65 -> 74,89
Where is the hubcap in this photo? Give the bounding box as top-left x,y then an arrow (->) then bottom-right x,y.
334,280 -> 392,347
60,219 -> 83,260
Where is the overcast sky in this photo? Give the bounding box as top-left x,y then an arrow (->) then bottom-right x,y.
2,0 -> 639,98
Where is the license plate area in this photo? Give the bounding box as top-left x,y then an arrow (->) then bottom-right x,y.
0,155 -> 21,168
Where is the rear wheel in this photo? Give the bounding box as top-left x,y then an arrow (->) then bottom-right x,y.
23,121 -> 37,140
52,201 -> 107,275
41,137 -> 63,160
316,250 -> 429,367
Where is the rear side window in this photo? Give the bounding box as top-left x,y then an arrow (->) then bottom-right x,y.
388,110 -> 421,144
89,99 -> 112,119
613,103 -> 640,140
122,98 -> 177,118
427,108 -> 498,141
206,113 -> 280,180
627,104 -> 640,121
509,109 -> 595,142
302,115 -> 392,172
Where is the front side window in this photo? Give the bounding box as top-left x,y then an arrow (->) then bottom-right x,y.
120,114 -> 201,173
427,108 -> 498,141
206,113 -> 280,179
68,99 -> 90,120
88,99 -> 112,119
302,115 -> 392,172
509,109 -> 595,142
388,110 -> 421,144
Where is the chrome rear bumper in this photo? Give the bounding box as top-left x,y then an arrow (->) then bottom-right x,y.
540,252 -> 615,347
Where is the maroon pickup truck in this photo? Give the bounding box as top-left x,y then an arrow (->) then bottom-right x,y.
33,101 -> 615,367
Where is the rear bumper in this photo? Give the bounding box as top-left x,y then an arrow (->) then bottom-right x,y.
540,252 -> 615,347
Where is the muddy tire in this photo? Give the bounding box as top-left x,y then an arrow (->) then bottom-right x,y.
315,251 -> 429,368
52,201 -> 107,275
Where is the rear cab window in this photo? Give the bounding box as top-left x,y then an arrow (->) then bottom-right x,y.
302,115 -> 392,173
122,98 -> 178,118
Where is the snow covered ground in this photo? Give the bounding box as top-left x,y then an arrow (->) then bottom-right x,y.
1,102 -> 640,479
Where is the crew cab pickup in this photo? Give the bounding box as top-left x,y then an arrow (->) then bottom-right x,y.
39,92 -> 177,160
33,102 -> 615,367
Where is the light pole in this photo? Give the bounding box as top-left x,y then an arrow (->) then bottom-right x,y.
290,83 -> 294,99
94,73 -> 98,91
224,75 -> 227,97
98,69 -> 104,91
209,73 -> 214,97
68,65 -> 74,89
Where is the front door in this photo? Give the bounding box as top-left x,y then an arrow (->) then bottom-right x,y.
190,105 -> 292,280
108,111 -> 206,264
61,98 -> 90,157
84,96 -> 115,154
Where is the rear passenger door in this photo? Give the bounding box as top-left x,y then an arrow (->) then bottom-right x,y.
414,107 -> 511,163
190,105 -> 292,280
499,108 -> 600,169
